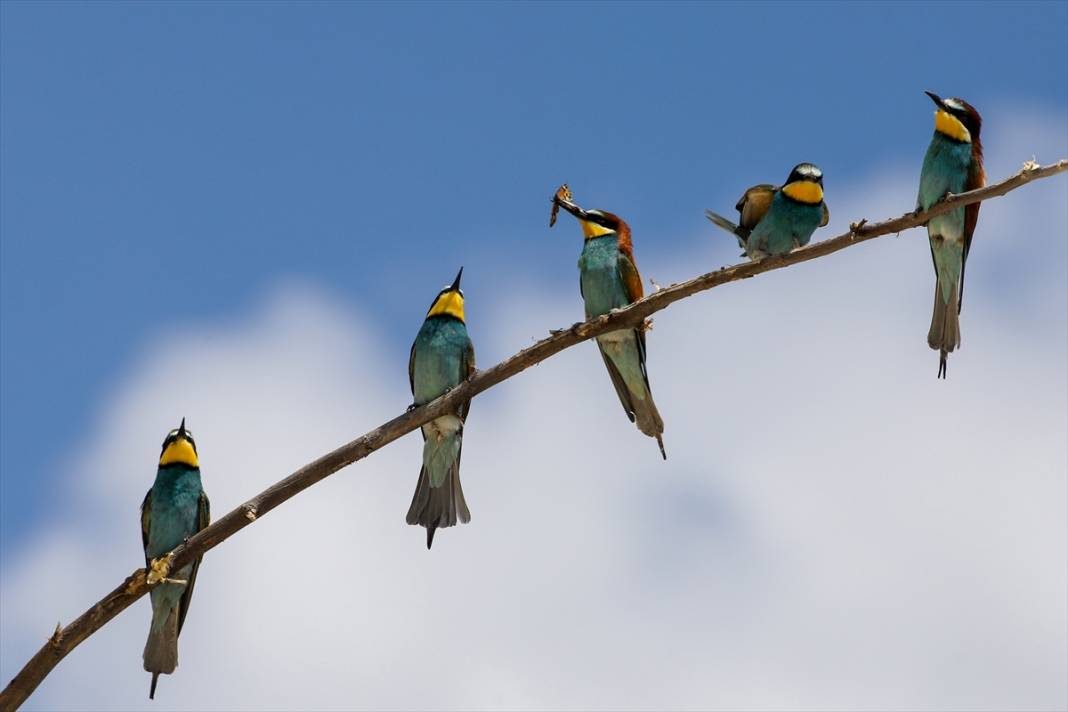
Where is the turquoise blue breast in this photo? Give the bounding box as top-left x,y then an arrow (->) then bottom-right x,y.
750,193 -> 824,255
918,132 -> 972,240
147,466 -> 203,560
918,132 -> 971,209
578,235 -> 629,319
413,317 -> 470,405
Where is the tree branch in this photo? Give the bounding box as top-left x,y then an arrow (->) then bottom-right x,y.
2,158 -> 1064,711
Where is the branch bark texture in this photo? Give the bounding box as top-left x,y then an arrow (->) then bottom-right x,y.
2,158 -> 1065,711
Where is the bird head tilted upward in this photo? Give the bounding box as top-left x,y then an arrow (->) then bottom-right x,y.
780,163 -> 825,205
550,185 -> 633,249
159,417 -> 199,468
925,90 -> 982,144
426,267 -> 466,323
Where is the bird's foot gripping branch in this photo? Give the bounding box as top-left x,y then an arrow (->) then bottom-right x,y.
146,554 -> 186,587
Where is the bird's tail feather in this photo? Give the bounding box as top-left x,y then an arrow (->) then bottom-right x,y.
632,395 -> 666,460
144,606 -> 179,699
704,210 -> 747,249
406,453 -> 470,549
928,279 -> 961,379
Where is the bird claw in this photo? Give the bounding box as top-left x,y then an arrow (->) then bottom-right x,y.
406,402 -> 418,413
146,553 -> 174,586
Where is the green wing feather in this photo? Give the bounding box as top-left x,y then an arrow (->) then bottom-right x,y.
597,345 -> 637,423
408,341 -> 417,397
617,250 -> 642,306
177,492 -> 210,636
459,338 -> 475,423
617,251 -> 654,391
958,154 -> 985,312
140,490 -> 152,567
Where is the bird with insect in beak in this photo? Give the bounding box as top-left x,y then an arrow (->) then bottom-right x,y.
141,418 -> 210,700
550,185 -> 666,459
406,267 -> 476,548
705,163 -> 829,260
917,90 -> 985,379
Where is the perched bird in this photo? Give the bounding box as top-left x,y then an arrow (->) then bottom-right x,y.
917,90 -> 985,378
705,163 -> 829,260
551,185 -> 666,459
406,267 -> 475,548
141,418 -> 210,700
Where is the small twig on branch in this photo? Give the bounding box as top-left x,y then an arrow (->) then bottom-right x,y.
1,158 -> 1064,711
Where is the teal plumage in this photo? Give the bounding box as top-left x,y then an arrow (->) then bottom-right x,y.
746,191 -> 825,259
916,91 -> 985,378
705,163 -> 829,261
579,235 -> 665,457
551,189 -> 666,459
141,420 -> 209,700
406,268 -> 475,548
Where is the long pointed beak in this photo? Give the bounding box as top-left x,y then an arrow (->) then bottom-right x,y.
178,417 -> 187,438
450,267 -> 463,291
553,196 -> 589,222
924,90 -> 945,109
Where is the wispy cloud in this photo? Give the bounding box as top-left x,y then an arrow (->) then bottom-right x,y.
1,117 -> 1065,711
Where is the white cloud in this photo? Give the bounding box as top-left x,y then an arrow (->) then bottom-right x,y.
2,118 -> 1066,711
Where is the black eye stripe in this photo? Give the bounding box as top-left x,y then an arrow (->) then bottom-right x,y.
160,432 -> 197,451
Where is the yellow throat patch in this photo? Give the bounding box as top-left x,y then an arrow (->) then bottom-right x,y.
934,109 -> 971,143
581,219 -> 615,239
781,180 -> 824,205
427,290 -> 465,321
159,438 -> 199,468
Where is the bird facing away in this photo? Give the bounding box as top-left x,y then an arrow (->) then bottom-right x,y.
406,267 -> 475,548
141,418 -> 210,700
917,90 -> 985,379
551,185 -> 666,459
705,163 -> 830,260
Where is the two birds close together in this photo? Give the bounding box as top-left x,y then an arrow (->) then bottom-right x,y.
139,90 -> 984,698
706,90 -> 985,381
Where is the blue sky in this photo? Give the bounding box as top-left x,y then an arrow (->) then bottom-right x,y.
1,3 -> 1067,709
1,2 -> 1066,546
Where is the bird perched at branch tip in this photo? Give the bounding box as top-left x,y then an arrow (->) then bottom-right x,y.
551,185 -> 666,459
705,163 -> 829,260
406,267 -> 475,548
917,90 -> 985,379
141,418 -> 210,700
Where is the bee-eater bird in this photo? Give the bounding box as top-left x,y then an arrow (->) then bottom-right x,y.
406,267 -> 475,549
917,90 -> 985,378
705,163 -> 829,260
551,185 -> 666,459
141,418 -> 210,699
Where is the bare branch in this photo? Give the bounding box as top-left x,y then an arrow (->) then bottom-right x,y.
2,158 -> 1064,711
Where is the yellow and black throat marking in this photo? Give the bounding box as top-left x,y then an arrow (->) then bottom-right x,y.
159,430 -> 199,468
781,180 -> 824,204
427,289 -> 465,322
581,210 -> 616,239
934,109 -> 971,143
